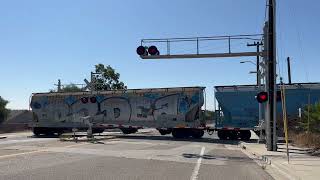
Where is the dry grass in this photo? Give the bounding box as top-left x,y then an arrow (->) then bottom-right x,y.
292,132 -> 320,150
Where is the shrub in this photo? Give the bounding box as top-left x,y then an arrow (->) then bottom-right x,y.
0,96 -> 9,123
299,102 -> 320,133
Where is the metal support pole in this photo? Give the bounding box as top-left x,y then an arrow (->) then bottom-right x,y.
267,0 -> 277,151
287,57 -> 292,84
90,72 -> 94,91
57,79 -> 61,92
247,41 -> 264,143
247,42 -> 263,86
308,93 -> 311,132
257,69 -> 264,142
196,38 -> 199,55
228,37 -> 231,53
167,40 -> 170,55
255,43 -> 263,143
256,44 -> 261,86
272,0 -> 278,152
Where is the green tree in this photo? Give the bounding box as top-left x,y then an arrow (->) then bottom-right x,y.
93,64 -> 127,90
49,83 -> 82,93
300,102 -> 320,133
61,84 -> 82,92
0,96 -> 9,123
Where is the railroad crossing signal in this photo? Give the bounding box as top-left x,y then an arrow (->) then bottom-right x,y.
136,45 -> 160,56
136,0 -> 278,151
256,92 -> 268,103
148,46 -> 160,55
136,46 -> 148,56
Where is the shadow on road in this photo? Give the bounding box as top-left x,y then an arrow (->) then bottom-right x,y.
113,134 -> 257,145
29,134 -> 60,138
182,153 -> 254,163
28,131 -> 258,146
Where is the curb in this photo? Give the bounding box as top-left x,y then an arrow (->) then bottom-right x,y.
239,142 -> 271,164
239,142 -> 300,180
262,155 -> 271,165
239,142 -> 269,168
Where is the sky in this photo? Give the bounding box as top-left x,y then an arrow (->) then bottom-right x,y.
0,0 -> 319,110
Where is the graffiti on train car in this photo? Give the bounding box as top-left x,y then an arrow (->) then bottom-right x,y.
31,91 -> 203,123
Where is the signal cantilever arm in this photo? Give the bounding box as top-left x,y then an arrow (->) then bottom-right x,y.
140,51 -> 265,60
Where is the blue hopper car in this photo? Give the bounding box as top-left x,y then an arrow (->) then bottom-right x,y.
213,83 -> 320,140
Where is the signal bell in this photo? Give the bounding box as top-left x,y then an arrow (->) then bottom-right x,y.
256,92 -> 268,103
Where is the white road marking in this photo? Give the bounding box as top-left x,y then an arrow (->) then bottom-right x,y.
190,146 -> 205,180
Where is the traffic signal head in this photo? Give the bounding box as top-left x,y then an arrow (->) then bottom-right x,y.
81,97 -> 89,104
147,45 -> 159,56
256,91 -> 268,103
136,46 -> 148,56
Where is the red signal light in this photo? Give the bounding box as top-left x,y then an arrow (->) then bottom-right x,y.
81,97 -> 89,104
136,46 -> 148,56
256,92 -> 268,103
148,46 -> 159,56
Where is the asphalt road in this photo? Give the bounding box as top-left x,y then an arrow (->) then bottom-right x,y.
0,130 -> 273,180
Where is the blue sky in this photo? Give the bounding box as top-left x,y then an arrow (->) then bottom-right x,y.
0,0 -> 319,110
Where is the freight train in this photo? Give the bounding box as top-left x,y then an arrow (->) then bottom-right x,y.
30,83 -> 320,140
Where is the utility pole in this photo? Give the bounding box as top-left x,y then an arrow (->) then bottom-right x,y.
247,41 -> 264,143
58,79 -> 61,92
287,57 -> 292,84
266,0 -> 277,151
247,42 -> 263,86
54,79 -> 62,92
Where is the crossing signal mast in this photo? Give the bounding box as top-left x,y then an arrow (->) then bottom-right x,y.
137,35 -> 265,60
137,0 -> 277,151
